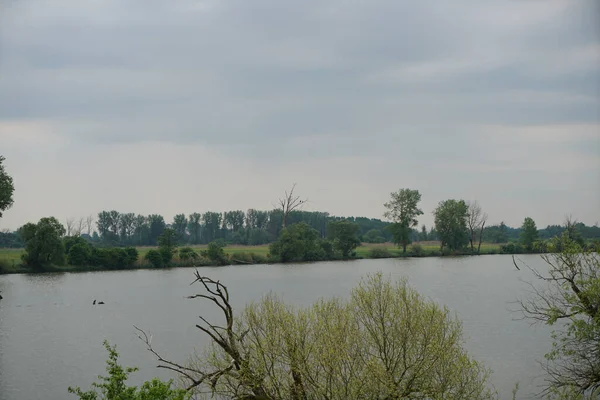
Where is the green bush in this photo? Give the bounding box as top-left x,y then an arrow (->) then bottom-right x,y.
145,249 -> 164,268
500,243 -> 525,254
368,247 -> 393,259
202,241 -> 229,265
410,243 -> 423,256
68,242 -> 92,265
230,252 -> 254,264
178,247 -> 198,265
68,340 -> 190,400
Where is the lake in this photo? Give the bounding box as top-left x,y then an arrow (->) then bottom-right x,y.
0,255 -> 554,399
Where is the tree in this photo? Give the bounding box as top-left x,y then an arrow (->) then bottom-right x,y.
434,199 -> 470,251
68,340 -> 190,400
0,156 -> 14,219
118,213 -> 135,244
467,201 -> 488,254
278,184 -> 307,229
19,217 -> 66,268
517,234 -> 600,396
145,249 -> 164,268
364,229 -> 386,243
136,272 -> 495,399
383,189 -> 423,253
158,228 -> 178,265
172,214 -> 188,243
148,214 -> 166,245
270,222 -> 325,262
187,213 -> 202,244
520,217 -> 538,251
328,220 -> 361,258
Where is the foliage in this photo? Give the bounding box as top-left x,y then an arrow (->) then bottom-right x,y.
68,340 -> 189,400
363,228 -> 386,243
158,228 -> 178,265
68,242 -> 92,266
327,220 -> 360,258
411,243 -> 423,256
144,249 -> 164,268
520,217 -> 539,251
148,273 -> 495,399
383,188 -> 423,253
202,241 -> 228,265
178,247 -> 198,265
19,217 -> 66,268
90,247 -> 138,269
0,155 -> 15,219
518,234 -> 600,396
500,243 -> 525,254
368,247 -> 393,259
269,222 -> 327,263
434,199 -> 470,251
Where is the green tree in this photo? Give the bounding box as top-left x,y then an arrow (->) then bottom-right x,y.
0,155 -> 15,218
172,214 -> 188,243
517,234 -> 600,397
187,213 -> 202,244
148,214 -> 166,245
363,229 -> 386,243
68,242 -> 92,266
202,241 -> 228,265
68,340 -> 189,400
383,189 -> 423,253
138,273 -> 495,400
269,222 -> 326,262
434,199 -> 470,251
19,217 -> 66,268
327,220 -> 361,258
178,247 -> 198,265
158,228 -> 178,265
520,217 -> 538,251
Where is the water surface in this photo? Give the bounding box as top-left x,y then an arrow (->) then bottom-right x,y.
0,255 -> 553,399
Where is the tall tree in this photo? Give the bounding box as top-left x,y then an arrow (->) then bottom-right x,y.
383,189 -> 423,253
148,214 -> 166,245
187,213 -> 202,244
172,214 -> 188,243
96,211 -> 112,239
0,156 -> 14,219
19,217 -> 66,268
119,213 -> 136,244
202,212 -> 222,243
434,199 -> 470,251
278,184 -> 307,229
328,220 -> 361,258
467,201 -> 488,254
133,214 -> 148,245
520,217 -> 538,251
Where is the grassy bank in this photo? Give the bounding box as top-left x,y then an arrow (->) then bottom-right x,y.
0,242 -> 504,274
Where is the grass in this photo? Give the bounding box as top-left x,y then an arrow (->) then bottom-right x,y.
0,242 -> 504,274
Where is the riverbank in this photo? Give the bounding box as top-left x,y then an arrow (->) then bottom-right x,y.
0,242 -> 507,274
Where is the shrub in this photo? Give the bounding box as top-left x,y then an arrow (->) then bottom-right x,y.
368,247 -> 393,259
68,242 -> 92,266
230,252 -> 254,264
202,241 -> 228,265
320,239 -> 335,260
124,247 -> 138,266
179,247 -> 199,265
410,243 -> 423,256
145,249 -> 164,268
500,243 -> 525,254
68,340 -> 190,400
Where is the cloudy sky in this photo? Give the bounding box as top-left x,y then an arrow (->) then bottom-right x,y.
0,0 -> 598,231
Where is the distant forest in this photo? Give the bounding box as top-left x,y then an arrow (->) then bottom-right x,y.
1,209 -> 599,248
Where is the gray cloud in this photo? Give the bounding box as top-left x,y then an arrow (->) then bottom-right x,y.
0,0 -> 598,229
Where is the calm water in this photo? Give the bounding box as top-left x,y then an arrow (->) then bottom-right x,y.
0,255 -> 553,400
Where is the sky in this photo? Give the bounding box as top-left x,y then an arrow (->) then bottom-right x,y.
0,0 -> 599,231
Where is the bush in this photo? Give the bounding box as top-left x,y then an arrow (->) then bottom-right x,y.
230,252 -> 254,264
202,241 -> 229,265
368,247 -> 393,259
68,340 -> 190,400
410,243 -> 423,256
320,239 -> 335,260
145,249 -> 164,268
68,242 -> 92,266
500,243 -> 525,254
124,247 -> 138,265
178,247 -> 199,265
180,273 -> 495,399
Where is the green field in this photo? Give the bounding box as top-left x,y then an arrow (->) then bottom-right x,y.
0,241 -> 503,271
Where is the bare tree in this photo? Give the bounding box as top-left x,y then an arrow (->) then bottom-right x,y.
515,240 -> 600,396
71,217 -> 85,237
85,215 -> 94,236
278,183 -> 307,229
65,218 -> 75,237
467,201 -> 488,254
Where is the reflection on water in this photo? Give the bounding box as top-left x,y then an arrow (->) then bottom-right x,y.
0,255 -> 553,399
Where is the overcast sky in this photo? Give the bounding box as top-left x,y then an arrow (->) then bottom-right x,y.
0,0 -> 599,231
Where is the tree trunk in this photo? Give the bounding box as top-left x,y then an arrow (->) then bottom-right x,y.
477,221 -> 486,254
